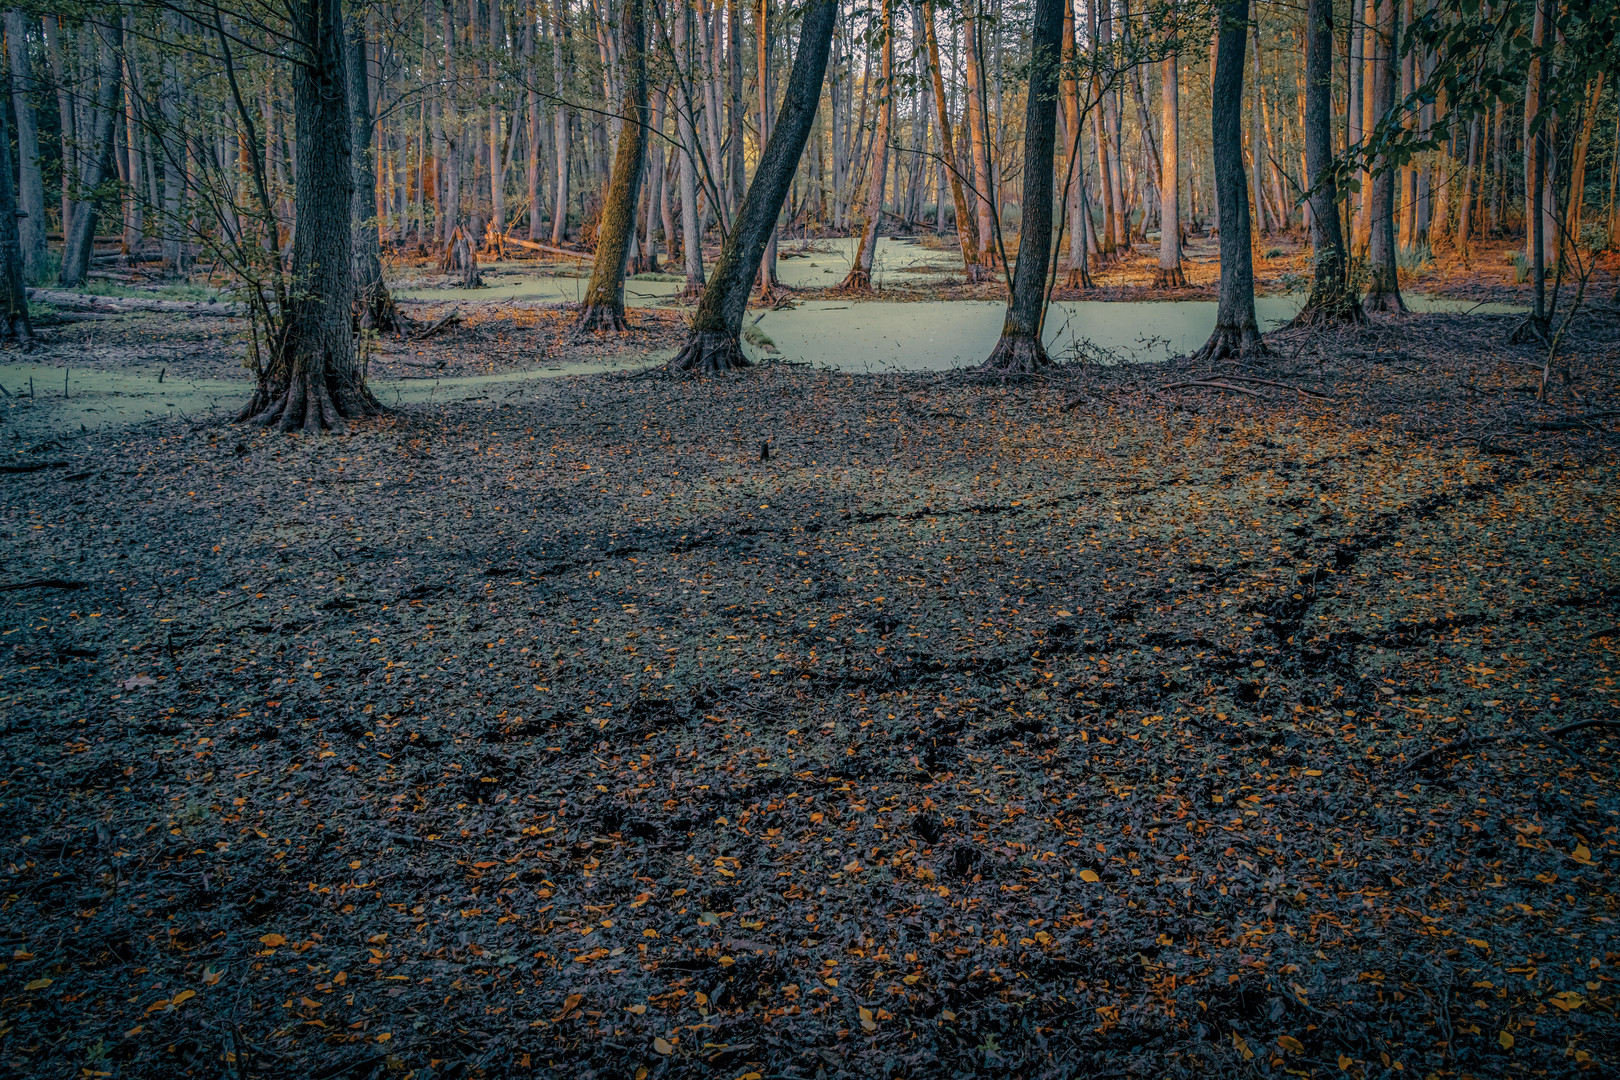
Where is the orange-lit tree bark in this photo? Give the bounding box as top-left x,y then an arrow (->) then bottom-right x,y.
840,0 -> 893,292
1363,0 -> 1406,311
924,0 -> 978,278
1154,46 -> 1185,286
576,0 -> 649,333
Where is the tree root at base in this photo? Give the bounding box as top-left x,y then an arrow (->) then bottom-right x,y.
668,331 -> 751,373
1509,316 -> 1551,346
1287,295 -> 1366,329
981,334 -> 1050,375
573,305 -> 631,336
1192,324 -> 1266,364
1151,266 -> 1187,288
1063,268 -> 1094,289
236,375 -> 382,434
837,267 -> 872,292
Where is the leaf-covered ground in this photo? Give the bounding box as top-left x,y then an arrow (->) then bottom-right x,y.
2,306 -> 1618,1079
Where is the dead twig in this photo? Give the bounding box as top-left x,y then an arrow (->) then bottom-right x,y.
413,310 -> 462,341
1213,373 -> 1335,398
1158,380 -> 1266,398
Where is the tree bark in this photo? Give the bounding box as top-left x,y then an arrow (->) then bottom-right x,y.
5,12 -> 46,282
840,0 -> 893,292
0,70 -> 35,346
238,0 -> 378,433
1155,48 -> 1185,286
755,0 -> 779,296
576,0 -> 648,333
61,20 -> 120,288
1363,0 -> 1405,312
552,0 -> 572,243
1194,0 -> 1263,361
981,0 -> 1062,373
1290,0 -> 1361,325
673,0 -> 706,299
669,0 -> 837,372
963,0 -> 998,269
347,20 -> 401,332
1060,0 -> 1090,288
923,0 -> 977,273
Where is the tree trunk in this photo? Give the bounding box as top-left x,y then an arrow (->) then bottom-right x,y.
673,0 -> 706,299
238,0 -> 378,433
840,0 -> 892,291
552,0 -> 572,243
981,0 -> 1061,374
44,17 -> 75,239
1518,0 -> 1552,337
1291,0 -> 1361,325
61,20 -> 121,288
923,0 -> 977,273
1155,49 -> 1184,286
0,71 -> 35,346
669,0 -> 837,372
1061,0 -> 1090,288
576,0 -> 647,333
347,21 -> 401,332
5,12 -> 46,281
1194,0 -> 1262,361
526,0 -> 543,240
756,0 -> 780,296
963,0 -> 997,269
1363,0 -> 1405,311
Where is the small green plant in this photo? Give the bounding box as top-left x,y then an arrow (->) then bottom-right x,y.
1264,247 -> 1286,260
1278,270 -> 1310,293
1506,249 -> 1531,283
1396,241 -> 1434,273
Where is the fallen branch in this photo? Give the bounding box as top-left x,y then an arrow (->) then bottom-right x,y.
1405,731 -> 1504,771
0,578 -> 89,592
1214,373 -> 1334,398
1,462 -> 68,474
505,237 -> 593,261
1547,718 -> 1620,738
1159,380 -> 1265,397
413,310 -> 461,340
27,288 -> 246,317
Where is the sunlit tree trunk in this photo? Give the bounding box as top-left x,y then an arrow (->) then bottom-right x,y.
551,0 -> 572,243
669,0 -> 837,372
576,0 -> 647,333
841,0 -> 892,291
963,0 -> 997,268
673,0 -> 705,298
1155,48 -> 1184,287
982,0 -> 1062,373
923,0 -> 977,275
1194,0 -> 1263,361
756,0 -> 780,296
1061,0 -> 1091,288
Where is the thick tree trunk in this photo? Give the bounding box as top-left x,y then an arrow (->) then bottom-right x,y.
5,12 -> 46,282
61,20 -> 121,288
552,0 -> 571,244
1194,0 -> 1263,361
347,22 -> 401,332
1060,0 -> 1090,288
1155,50 -> 1185,287
963,0 -> 998,269
923,0 -> 977,273
1363,0 -> 1405,312
981,0 -> 1062,374
669,0 -> 837,373
576,0 -> 647,334
0,74 -> 36,347
840,0 -> 893,292
238,0 -> 378,433
1515,0 -> 1552,339
756,0 -> 779,297
1290,0 -> 1361,325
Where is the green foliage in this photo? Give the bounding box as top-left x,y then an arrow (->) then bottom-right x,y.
1507,249 -> 1531,283
1397,242 -> 1434,273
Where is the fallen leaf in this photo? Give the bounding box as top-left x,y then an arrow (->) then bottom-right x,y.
625,1003 -> 647,1014
1338,1055 -> 1353,1070
1499,1030 -> 1514,1049
653,1036 -> 674,1055
171,989 -> 196,1006
1548,991 -> 1585,1011
1278,1035 -> 1304,1053
1232,1033 -> 1253,1061
1570,844 -> 1595,865
259,933 -> 287,947
202,966 -> 223,986
557,993 -> 584,1019
1079,869 -> 1100,883
24,978 -> 52,991
121,675 -> 156,690
859,1005 -> 877,1032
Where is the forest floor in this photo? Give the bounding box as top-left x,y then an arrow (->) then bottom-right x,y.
2,256 -> 1619,1080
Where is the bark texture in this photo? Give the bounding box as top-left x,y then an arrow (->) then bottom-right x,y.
1363,0 -> 1406,312
1154,50 -> 1185,287
576,0 -> 647,334
237,0 -> 379,433
0,73 -> 36,347
840,0 -> 893,292
4,11 -> 46,282
981,0 -> 1062,374
669,0 -> 837,373
60,20 -> 121,288
347,23 -> 402,333
1291,0 -> 1362,326
1194,0 -> 1263,361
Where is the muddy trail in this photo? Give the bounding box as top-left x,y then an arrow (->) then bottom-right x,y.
2,307 -> 1618,1080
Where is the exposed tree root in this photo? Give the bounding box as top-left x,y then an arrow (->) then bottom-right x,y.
680,280 -> 706,302
236,374 -> 382,434
981,333 -> 1050,376
837,266 -> 872,292
1287,294 -> 1366,329
1510,316 -> 1551,346
630,254 -> 662,275
1062,267 -> 1094,289
1151,266 -> 1187,288
1363,285 -> 1407,314
1192,323 -> 1266,364
668,330 -> 751,374
356,287 -> 405,334
573,304 -> 631,336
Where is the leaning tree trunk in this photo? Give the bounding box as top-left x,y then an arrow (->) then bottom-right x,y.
1194,0 -> 1263,361
980,0 -> 1063,374
1290,0 -> 1362,325
668,0 -> 838,372
60,20 -> 121,288
576,0 -> 647,334
0,75 -> 36,347
840,0 -> 893,292
237,0 -> 379,433
1154,49 -> 1186,287
347,21 -> 402,332
1363,0 -> 1406,312
924,0 -> 977,275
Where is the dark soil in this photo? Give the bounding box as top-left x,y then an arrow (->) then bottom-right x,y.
1,305 -> 1618,1080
